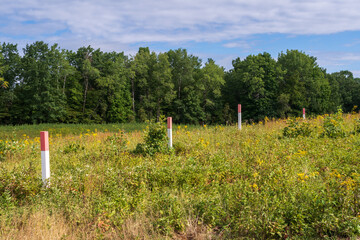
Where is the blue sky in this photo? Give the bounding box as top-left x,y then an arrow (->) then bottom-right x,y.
1,0 -> 360,77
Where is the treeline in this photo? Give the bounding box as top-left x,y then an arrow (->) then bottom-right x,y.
0,41 -> 359,125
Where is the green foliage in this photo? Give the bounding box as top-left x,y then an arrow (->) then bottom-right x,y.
278,50 -> 331,116
0,140 -> 5,161
106,131 -> 127,154
1,41 -> 360,126
62,142 -> 84,154
321,109 -> 346,138
283,118 -> 313,138
135,118 -> 168,156
1,118 -> 360,238
354,119 -> 360,134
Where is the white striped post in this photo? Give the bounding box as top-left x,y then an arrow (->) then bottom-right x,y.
40,131 -> 50,186
303,108 -> 306,119
238,104 -> 242,130
167,117 -> 172,148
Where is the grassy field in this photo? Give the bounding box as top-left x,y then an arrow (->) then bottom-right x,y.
1,114 -> 360,239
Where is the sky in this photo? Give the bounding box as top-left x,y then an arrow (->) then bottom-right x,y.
1,0 -> 360,77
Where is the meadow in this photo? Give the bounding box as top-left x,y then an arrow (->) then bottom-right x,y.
1,113 -> 360,239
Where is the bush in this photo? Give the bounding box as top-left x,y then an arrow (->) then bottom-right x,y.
106,131 -> 127,154
283,118 -> 313,138
354,119 -> 360,134
321,109 -> 346,138
62,142 -> 84,154
135,117 -> 168,156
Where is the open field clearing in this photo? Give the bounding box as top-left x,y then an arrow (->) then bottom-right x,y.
1,113 -> 360,239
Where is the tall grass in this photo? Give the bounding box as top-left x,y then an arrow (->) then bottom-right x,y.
1,114 -> 360,239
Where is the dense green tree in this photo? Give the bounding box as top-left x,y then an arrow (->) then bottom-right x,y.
151,53 -> 175,121
93,51 -> 132,123
278,50 -> 331,116
328,71 -> 360,112
0,48 -> 6,88
132,48 -> 175,121
198,58 -> 225,122
0,43 -> 21,123
16,41 -> 67,123
69,46 -> 101,122
223,53 -> 284,122
167,48 -> 203,123
132,47 -> 156,121
1,41 -> 360,125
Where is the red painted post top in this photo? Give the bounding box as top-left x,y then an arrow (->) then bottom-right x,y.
167,117 -> 172,129
40,131 -> 49,151
303,108 -> 305,115
238,104 -> 241,113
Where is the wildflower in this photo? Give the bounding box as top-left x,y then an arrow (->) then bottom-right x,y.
184,125 -> 187,129
341,178 -> 355,190
297,173 -> 309,182
203,124 -> 207,128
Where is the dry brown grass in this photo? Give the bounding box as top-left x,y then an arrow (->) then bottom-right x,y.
0,210 -> 218,240
0,210 -> 73,240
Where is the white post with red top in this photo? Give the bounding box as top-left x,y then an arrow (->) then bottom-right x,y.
303,108 -> 306,120
238,104 -> 242,130
167,117 -> 172,148
40,131 -> 50,186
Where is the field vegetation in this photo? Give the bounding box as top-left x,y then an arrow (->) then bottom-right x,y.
1,113 -> 360,239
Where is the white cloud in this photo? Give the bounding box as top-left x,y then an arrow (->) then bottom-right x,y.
223,41 -> 254,49
1,0 -> 360,77
2,0 -> 360,45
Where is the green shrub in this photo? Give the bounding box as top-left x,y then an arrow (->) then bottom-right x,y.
135,117 -> 168,156
283,118 -> 313,138
321,109 -> 346,138
354,119 -> 360,134
106,131 -> 127,154
0,140 -> 5,161
62,142 -> 84,154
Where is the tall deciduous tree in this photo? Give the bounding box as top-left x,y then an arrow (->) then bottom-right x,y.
0,43 -> 21,123
199,58 -> 225,122
223,53 -> 284,122
151,52 -> 174,121
94,51 -> 132,123
278,50 -> 331,116
328,71 -> 360,112
167,48 -> 203,123
18,41 -> 66,123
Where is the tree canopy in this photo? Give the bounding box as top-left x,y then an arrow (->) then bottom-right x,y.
0,42 -> 359,125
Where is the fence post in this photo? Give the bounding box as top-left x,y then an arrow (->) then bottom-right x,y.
40,131 -> 50,186
238,104 -> 242,130
167,117 -> 172,148
303,108 -> 306,119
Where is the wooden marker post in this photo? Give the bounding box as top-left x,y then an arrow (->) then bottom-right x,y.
40,131 -> 50,186
167,117 -> 172,148
303,108 -> 306,119
238,104 -> 242,130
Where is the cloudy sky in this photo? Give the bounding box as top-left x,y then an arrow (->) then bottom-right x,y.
1,0 -> 360,76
